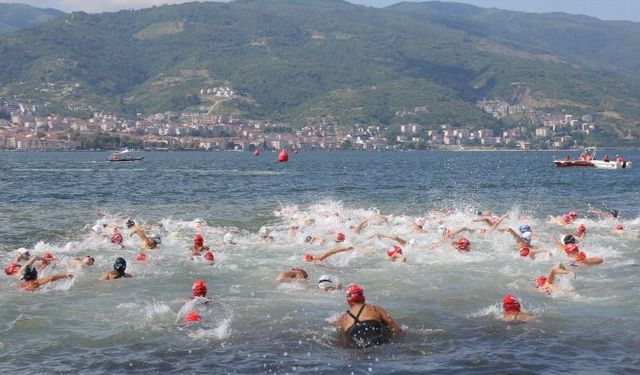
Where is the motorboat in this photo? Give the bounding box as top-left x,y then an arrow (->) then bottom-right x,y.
554,147 -> 631,169
107,149 -> 144,162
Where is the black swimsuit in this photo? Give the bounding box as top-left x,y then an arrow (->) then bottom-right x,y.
345,304 -> 390,349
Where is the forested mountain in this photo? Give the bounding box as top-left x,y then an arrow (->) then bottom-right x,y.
0,0 -> 638,140
0,3 -> 64,33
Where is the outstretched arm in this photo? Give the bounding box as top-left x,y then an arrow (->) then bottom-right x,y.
316,246 -> 355,261
38,273 -> 73,286
448,227 -> 475,237
351,219 -> 369,234
369,233 -> 407,246
497,228 -> 520,241
490,214 -> 509,228
549,236 -> 565,252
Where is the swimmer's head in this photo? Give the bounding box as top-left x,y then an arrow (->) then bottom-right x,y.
519,246 -> 530,257
561,214 -> 571,224
148,233 -> 162,245
22,265 -> 38,281
42,252 -> 54,265
4,263 -> 19,276
203,252 -> 215,262
414,218 -> 426,228
576,251 -> 587,261
610,209 -> 619,218
568,211 -> 577,219
335,232 -> 346,243
564,243 -> 579,256
193,234 -> 204,247
615,223 -> 624,231
183,311 -> 201,323
259,227 -> 270,238
136,252 -> 147,261
518,224 -> 531,234
292,268 -> 308,279
456,237 -> 471,251
192,279 -> 207,297
111,232 -> 124,245
502,294 -> 521,313
84,256 -> 95,266
576,224 -> 586,234
387,245 -> 402,258
346,283 -> 365,305
16,248 -> 30,258
437,224 -> 447,235
521,231 -> 532,245
318,275 -> 333,289
561,234 -> 576,245
113,257 -> 127,275
125,219 -> 135,228
303,253 -> 314,262
223,232 -> 236,245
304,236 -> 313,243
535,275 -> 547,288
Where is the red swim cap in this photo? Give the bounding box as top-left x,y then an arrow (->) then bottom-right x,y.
194,234 -> 204,246
519,246 -> 530,257
111,232 -> 124,244
568,211 -> 577,219
4,263 -> 18,276
576,251 -> 587,261
303,253 -> 314,262
346,283 -> 365,305
502,294 -> 521,313
204,252 -> 214,262
387,245 -> 402,258
184,311 -> 201,323
535,276 -> 547,288
43,252 -> 54,259
577,224 -> 586,233
564,243 -> 579,256
192,279 -> 207,297
457,237 -> 471,251
561,215 -> 571,224
336,232 -> 346,242
615,223 -> 624,230
136,252 -> 147,261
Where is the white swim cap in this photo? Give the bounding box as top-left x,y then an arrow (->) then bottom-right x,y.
223,232 -> 236,244
16,248 -> 31,257
437,225 -> 446,235
408,238 -> 416,246
92,224 -> 102,233
259,227 -> 270,237
521,231 -> 532,240
148,233 -> 162,244
318,275 -> 333,289
414,218 -> 426,227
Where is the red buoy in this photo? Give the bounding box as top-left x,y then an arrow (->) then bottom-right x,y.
253,148 -> 260,156
277,149 -> 289,163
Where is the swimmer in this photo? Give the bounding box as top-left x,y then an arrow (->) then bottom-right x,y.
550,235 -> 580,258
276,267 -> 308,282
129,222 -> 161,249
473,213 -> 509,229
304,235 -> 325,246
332,284 -> 402,349
317,275 -> 343,292
547,212 -> 575,226
37,252 -> 56,271
497,225 -> 538,247
386,245 -> 406,262
449,237 -> 471,253
303,246 -> 355,263
570,251 -> 603,267
203,251 -> 215,263
430,224 -> 475,248
190,279 -> 212,301
588,208 -> 619,220
369,233 -> 410,246
111,227 -> 124,248
476,209 -> 493,217
535,263 -> 576,294
335,232 -> 346,243
100,257 -> 132,280
501,294 -> 534,322
350,219 -> 369,234
223,232 -> 237,245
288,224 -> 299,237
19,265 -> 73,292
68,256 -> 95,267
410,218 -> 426,233
574,224 -> 587,238
189,234 -> 210,257
5,255 -> 45,278
258,227 -> 274,244
518,245 -> 550,260
613,223 -> 624,234
14,248 -> 31,263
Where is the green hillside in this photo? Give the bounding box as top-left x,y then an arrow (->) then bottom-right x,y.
0,3 -> 64,33
0,0 -> 639,141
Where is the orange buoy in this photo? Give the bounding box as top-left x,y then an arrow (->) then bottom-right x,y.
253,148 -> 260,156
277,149 -> 289,163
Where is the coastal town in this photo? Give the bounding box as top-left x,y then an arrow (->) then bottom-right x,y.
0,94 -> 600,151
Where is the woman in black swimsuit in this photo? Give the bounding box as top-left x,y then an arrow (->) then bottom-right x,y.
332,284 -> 402,348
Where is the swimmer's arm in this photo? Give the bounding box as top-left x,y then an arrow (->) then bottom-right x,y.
39,273 -> 73,285
276,271 -> 295,282
549,236 -> 564,251
331,313 -> 347,328
377,306 -> 402,334
472,218 -> 491,225
99,272 -> 113,281
449,227 -> 475,237
491,214 -> 509,228
352,219 -> 369,234
316,246 -> 354,261
497,228 -> 520,240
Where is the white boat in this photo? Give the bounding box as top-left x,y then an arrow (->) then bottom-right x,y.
107,149 -> 144,162
553,147 -> 631,169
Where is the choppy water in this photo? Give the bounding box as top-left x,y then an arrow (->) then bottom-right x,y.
0,150 -> 638,374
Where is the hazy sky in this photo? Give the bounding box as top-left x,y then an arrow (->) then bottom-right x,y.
2,0 -> 640,22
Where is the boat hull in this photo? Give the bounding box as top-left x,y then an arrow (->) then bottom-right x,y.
554,160 -> 631,169
107,157 -> 144,162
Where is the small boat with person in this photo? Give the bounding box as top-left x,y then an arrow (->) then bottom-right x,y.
554,147 -> 631,169
107,149 -> 144,162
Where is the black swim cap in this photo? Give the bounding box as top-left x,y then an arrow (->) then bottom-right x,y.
113,257 -> 127,273
126,219 -> 135,228
562,234 -> 576,245
610,210 -> 619,218
22,265 -> 38,281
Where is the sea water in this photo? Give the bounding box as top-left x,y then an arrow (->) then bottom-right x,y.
0,150 -> 638,374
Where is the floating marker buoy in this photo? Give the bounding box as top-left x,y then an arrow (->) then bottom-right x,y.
253,148 -> 260,156
277,149 -> 289,162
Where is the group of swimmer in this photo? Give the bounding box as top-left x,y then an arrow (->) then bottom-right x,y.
3,206 -> 626,348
